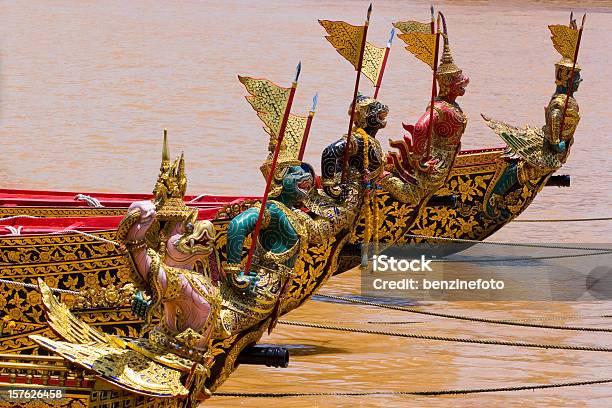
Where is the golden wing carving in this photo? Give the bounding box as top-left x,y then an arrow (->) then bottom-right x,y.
319,19 -> 365,70
30,335 -> 189,398
549,24 -> 579,60
38,278 -> 109,344
397,31 -> 437,69
362,42 -> 386,86
481,114 -> 561,170
32,279 -> 191,398
393,20 -> 431,34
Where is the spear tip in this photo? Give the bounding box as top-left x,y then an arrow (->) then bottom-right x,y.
387,27 -> 396,47
430,5 -> 435,20
581,13 -> 587,27
311,92 -> 319,112
294,62 -> 302,82
367,3 -> 372,22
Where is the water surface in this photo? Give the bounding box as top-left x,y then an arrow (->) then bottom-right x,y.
1,1 -> 610,406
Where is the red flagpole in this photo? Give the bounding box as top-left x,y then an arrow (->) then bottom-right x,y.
373,28 -> 394,99
298,93 -> 318,161
243,64 -> 301,275
424,12 -> 441,164
341,3 -> 372,184
558,14 -> 585,140
430,6 -> 438,98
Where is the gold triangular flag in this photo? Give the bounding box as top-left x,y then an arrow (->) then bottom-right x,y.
549,24 -> 579,60
239,76 -> 291,137
362,42 -> 386,85
397,31 -> 437,69
239,76 -> 307,163
319,19 -> 366,70
393,20 -> 431,35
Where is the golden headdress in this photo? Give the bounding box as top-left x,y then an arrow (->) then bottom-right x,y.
436,34 -> 463,95
152,130 -> 197,222
555,57 -> 581,87
549,17 -> 582,87
261,131 -> 303,197
259,129 -> 302,182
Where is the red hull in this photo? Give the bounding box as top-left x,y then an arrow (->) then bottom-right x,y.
0,148 -> 505,236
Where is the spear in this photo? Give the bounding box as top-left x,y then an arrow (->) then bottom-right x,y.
430,5 -> 437,98
558,13 -> 585,142
243,62 -> 301,275
423,9 -> 442,165
373,28 -> 395,99
298,93 -> 318,161
341,3 -> 372,183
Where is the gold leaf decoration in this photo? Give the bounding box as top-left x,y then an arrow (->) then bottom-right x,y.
319,19 -> 365,70
393,20 -> 431,34
549,24 -> 579,60
397,31 -> 437,69
362,41 -> 386,86
239,76 -> 307,163
238,76 -> 291,137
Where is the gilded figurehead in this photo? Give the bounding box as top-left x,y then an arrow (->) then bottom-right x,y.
381,18 -> 467,205
481,15 -> 583,219
320,94 -> 388,197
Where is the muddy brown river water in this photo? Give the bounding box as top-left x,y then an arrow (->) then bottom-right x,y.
1,1 -> 611,406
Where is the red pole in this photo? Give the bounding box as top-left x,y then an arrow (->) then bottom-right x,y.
243,67 -> 300,275
340,4 -> 372,184
373,48 -> 389,99
430,6 -> 437,98
558,14 -> 585,140
298,93 -> 318,161
424,14 -> 441,164
373,28 -> 394,99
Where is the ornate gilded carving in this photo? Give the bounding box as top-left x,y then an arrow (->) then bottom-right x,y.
213,199 -> 259,220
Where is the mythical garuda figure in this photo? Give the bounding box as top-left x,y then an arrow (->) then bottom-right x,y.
381,31 -> 467,205
481,19 -> 582,220
30,135 -> 223,404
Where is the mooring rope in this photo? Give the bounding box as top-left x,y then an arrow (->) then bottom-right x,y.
515,216 -> 612,223
0,215 -> 40,221
431,250 -> 612,263
74,194 -> 104,208
188,194 -> 207,203
315,295 -> 612,333
49,229 -> 120,247
0,220 -> 121,247
214,377 -> 612,397
402,234 -> 611,252
0,278 -> 79,295
278,321 -> 612,351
